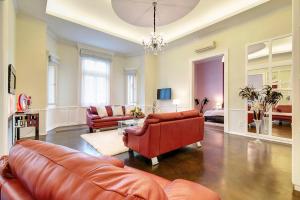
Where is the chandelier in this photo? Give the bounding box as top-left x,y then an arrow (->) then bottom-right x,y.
142,1 -> 167,55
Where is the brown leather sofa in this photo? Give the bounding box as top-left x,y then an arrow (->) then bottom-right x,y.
123,110 -> 204,165
0,140 -> 220,200
87,105 -> 134,132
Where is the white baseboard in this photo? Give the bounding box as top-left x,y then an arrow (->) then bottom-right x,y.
226,131 -> 292,144
294,184 -> 300,192
47,122 -> 86,132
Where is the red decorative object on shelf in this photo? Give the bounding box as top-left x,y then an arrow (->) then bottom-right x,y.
17,93 -> 31,113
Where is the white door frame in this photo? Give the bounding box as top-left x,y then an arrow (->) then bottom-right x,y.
189,49 -> 229,132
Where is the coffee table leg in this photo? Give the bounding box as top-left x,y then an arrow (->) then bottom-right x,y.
118,122 -> 123,135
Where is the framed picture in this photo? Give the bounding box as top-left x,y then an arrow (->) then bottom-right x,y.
8,64 -> 16,95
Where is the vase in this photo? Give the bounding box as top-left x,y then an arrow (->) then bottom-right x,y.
262,116 -> 269,135
253,119 -> 262,143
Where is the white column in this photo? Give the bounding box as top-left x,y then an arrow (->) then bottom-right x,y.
0,0 -> 9,155
292,0 -> 300,191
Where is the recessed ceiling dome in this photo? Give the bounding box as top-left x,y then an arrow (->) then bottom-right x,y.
111,0 -> 200,27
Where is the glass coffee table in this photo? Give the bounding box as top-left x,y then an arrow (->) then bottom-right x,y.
118,118 -> 145,135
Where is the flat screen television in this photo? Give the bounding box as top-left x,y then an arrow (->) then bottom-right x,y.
157,88 -> 171,100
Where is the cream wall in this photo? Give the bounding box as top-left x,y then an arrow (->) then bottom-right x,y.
144,55 -> 157,107
57,42 -> 79,106
156,2 -> 292,113
110,55 -> 127,105
124,55 -> 145,105
45,41 -> 131,131
157,4 -> 292,109
16,14 -> 47,137
46,36 -> 130,107
0,0 -> 16,155
47,31 -> 59,58
16,14 -> 47,110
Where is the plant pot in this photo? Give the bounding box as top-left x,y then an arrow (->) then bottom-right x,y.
253,119 -> 262,143
262,116 -> 269,135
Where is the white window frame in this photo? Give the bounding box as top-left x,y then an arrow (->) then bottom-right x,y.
80,56 -> 111,107
125,70 -> 137,105
47,64 -> 57,106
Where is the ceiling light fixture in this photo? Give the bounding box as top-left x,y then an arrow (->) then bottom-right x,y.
142,0 -> 167,55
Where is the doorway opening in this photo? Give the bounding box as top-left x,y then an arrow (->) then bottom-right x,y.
193,55 -> 225,131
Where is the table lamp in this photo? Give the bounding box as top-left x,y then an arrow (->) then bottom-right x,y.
173,99 -> 180,112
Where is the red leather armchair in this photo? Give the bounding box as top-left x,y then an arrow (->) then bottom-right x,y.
0,140 -> 220,200
123,110 -> 204,165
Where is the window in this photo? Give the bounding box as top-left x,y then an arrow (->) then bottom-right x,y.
48,65 -> 57,105
126,71 -> 137,105
81,57 -> 110,106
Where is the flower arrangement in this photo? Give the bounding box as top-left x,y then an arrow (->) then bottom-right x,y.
239,85 -> 283,120
130,107 -> 144,118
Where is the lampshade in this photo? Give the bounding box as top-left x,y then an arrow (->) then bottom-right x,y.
216,102 -> 222,109
173,99 -> 180,105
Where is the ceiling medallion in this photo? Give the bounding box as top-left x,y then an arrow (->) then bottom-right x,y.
142,1 -> 167,55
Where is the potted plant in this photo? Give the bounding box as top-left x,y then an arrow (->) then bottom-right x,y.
200,97 -> 209,113
130,106 -> 144,119
239,85 -> 282,142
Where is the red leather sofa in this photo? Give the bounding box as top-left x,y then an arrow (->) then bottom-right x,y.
123,110 -> 204,165
87,105 -> 134,133
248,105 -> 292,126
0,140 -> 220,200
272,105 -> 292,123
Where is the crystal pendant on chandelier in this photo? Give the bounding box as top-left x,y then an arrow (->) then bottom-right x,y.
142,1 -> 167,55
142,32 -> 167,55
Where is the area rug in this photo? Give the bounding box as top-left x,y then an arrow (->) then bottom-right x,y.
80,130 -> 128,156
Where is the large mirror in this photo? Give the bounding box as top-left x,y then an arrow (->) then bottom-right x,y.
271,36 -> 292,139
247,41 -> 269,68
246,35 -> 292,141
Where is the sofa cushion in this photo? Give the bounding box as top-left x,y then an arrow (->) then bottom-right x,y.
112,105 -> 124,116
8,140 -> 168,200
90,106 -> 98,115
125,105 -> 135,115
89,114 -> 101,120
105,106 -> 113,116
275,105 -> 292,113
149,112 -> 183,122
96,106 -> 108,117
98,116 -> 133,122
125,166 -> 171,189
164,179 -> 220,200
1,178 -> 34,200
181,110 -> 201,119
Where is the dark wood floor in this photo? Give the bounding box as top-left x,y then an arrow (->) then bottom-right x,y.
38,125 -> 298,200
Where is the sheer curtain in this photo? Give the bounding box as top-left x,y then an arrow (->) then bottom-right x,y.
126,70 -> 137,105
48,65 -> 56,105
81,57 -> 110,107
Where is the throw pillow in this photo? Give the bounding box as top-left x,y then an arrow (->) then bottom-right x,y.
96,106 -> 108,118
125,105 -> 135,115
112,105 -> 124,116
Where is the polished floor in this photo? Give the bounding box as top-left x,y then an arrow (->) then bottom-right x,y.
248,121 -> 292,139
39,125 -> 297,200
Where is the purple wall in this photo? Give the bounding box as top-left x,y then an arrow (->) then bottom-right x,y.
194,57 -> 224,112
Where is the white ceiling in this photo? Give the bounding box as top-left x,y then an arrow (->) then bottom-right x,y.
15,0 -> 143,55
15,0 -> 274,56
46,0 -> 270,43
111,0 -> 200,27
